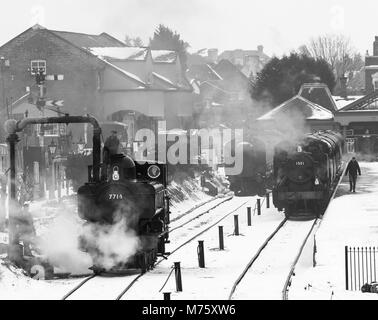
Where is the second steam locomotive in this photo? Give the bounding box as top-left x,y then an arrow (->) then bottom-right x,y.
272,131 -> 344,219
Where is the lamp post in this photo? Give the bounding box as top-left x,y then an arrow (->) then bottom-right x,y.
48,140 -> 57,199
48,139 -> 57,156
0,57 -> 10,118
4,119 -> 23,264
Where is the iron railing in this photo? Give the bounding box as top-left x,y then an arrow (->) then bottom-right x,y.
345,246 -> 378,291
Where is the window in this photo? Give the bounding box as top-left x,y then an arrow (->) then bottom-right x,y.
30,60 -> 46,75
346,138 -> 355,153
37,123 -> 59,137
372,72 -> 378,91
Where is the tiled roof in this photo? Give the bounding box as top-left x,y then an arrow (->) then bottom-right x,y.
258,95 -> 334,121
332,95 -> 364,110
51,30 -> 125,48
88,47 -> 148,60
298,83 -> 337,112
186,64 -> 222,82
337,90 -> 378,111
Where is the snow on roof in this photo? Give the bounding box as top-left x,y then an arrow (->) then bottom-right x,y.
258,96 -> 333,121
88,47 -> 148,60
151,50 -> 177,63
332,95 -> 364,110
364,65 -> 378,69
99,58 -> 146,85
152,72 -> 176,87
52,30 -> 124,48
206,64 -> 223,81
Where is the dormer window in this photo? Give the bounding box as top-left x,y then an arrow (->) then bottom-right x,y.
31,60 -> 46,75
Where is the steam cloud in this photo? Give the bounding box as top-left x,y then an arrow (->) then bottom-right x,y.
36,201 -> 141,274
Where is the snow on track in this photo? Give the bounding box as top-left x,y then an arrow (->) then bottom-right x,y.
120,196 -> 285,300
289,162 -> 378,300
65,273 -> 141,300
231,219 -> 316,300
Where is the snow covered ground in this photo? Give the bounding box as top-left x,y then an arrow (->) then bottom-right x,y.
0,177 -> 216,299
5,162 -> 378,300
120,197 -> 285,300
290,162 -> 378,300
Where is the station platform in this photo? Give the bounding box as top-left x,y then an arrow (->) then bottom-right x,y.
290,161 -> 378,299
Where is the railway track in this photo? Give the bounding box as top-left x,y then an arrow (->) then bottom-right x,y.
228,218 -> 318,300
227,165 -> 347,300
61,195 -> 246,300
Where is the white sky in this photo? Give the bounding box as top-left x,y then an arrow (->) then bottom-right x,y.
0,0 -> 377,57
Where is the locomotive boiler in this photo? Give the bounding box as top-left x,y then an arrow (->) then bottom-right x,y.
225,138 -> 266,196
272,131 -> 344,219
77,152 -> 170,273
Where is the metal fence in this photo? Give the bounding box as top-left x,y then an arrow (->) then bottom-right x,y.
345,246 -> 378,291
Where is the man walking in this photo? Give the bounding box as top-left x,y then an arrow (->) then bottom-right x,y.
345,157 -> 361,193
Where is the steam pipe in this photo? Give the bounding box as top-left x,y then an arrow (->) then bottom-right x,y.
9,115 -> 102,182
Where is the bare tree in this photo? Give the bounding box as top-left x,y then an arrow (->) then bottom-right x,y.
125,35 -> 133,47
124,35 -> 144,47
133,37 -> 144,47
299,34 -> 362,78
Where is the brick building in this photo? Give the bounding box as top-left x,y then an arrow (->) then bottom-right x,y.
0,24 -> 194,145
0,24 -> 194,199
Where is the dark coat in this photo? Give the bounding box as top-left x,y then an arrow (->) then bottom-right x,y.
345,160 -> 361,176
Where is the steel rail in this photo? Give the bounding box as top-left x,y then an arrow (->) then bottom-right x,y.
116,198 -> 251,300
227,218 -> 287,300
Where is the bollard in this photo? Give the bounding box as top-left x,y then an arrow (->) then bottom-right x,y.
174,262 -> 183,292
266,192 -> 270,208
197,240 -> 205,268
247,207 -> 252,226
257,199 -> 261,216
234,215 -> 239,235
218,226 -> 224,250
163,292 -> 171,300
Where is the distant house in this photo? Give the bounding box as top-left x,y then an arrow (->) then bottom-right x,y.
218,46 -> 270,78
0,24 -> 194,146
187,59 -> 255,129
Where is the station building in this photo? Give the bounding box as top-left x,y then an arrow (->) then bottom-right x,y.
0,24 -> 194,147
258,36 -> 378,158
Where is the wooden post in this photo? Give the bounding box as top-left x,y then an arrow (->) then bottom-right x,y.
174,262 -> 182,292
257,199 -> 261,216
163,292 -> 171,300
197,240 -> 205,268
234,215 -> 239,235
218,226 -> 224,250
247,207 -> 252,226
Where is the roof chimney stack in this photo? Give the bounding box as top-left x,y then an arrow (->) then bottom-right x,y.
340,76 -> 348,99
374,36 -> 378,56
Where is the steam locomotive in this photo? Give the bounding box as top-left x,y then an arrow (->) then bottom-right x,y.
272,131 -> 344,219
225,139 -> 267,196
77,152 -> 170,273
